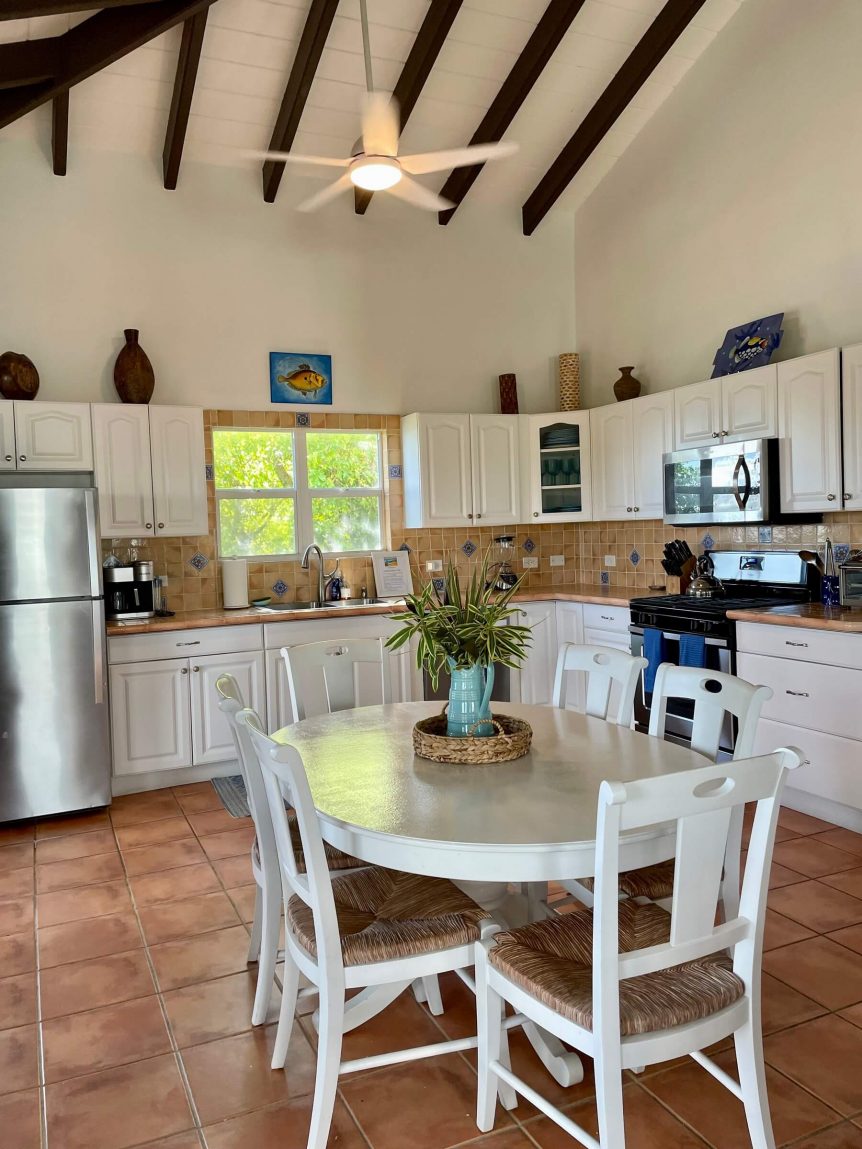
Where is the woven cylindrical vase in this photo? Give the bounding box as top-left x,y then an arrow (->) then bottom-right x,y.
558,353 -> 580,411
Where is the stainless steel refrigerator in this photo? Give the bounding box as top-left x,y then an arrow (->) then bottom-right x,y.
0,486 -> 111,821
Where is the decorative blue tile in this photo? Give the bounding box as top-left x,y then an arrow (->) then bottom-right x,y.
461,539 -> 477,557
834,543 -> 850,565
629,549 -> 641,567
522,537 -> 536,554
398,542 -> 411,552
295,412 -> 310,427
272,579 -> 288,596
205,463 -> 215,482
758,526 -> 773,544
188,552 -> 208,572
388,464 -> 403,480
701,533 -> 715,551
432,577 -> 446,596
600,571 -> 610,585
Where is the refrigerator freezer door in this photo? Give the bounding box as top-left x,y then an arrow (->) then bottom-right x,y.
0,599 -> 111,820
0,487 -> 102,603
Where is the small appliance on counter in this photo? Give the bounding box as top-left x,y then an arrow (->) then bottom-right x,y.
486,536 -> 519,593
104,561 -> 158,621
839,555 -> 862,608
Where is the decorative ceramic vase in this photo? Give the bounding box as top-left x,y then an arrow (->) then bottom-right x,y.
613,366 -> 641,402
114,329 -> 155,404
0,351 -> 39,400
558,353 -> 580,411
498,373 -> 519,414
447,660 -> 495,738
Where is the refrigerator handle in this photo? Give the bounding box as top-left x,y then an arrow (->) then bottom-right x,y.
85,489 -> 102,599
92,600 -> 106,705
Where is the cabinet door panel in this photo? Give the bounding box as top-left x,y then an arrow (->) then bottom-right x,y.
0,405 -> 15,471
470,415 -> 520,525
110,659 -> 191,776
149,406 -> 208,536
523,413 -> 592,523
673,380 -> 720,449
590,404 -> 633,520
14,402 -> 93,471
514,602 -> 557,705
420,414 -> 472,526
91,404 -> 155,537
720,364 -> 777,441
554,601 -> 584,710
841,343 -> 862,510
777,350 -> 841,512
631,392 -> 674,518
191,650 -> 265,766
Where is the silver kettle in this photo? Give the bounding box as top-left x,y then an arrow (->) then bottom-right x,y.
686,554 -> 725,598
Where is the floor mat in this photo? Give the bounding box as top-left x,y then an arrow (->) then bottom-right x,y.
211,775 -> 250,818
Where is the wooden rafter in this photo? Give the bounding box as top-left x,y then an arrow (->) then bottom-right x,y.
163,10 -> 208,190
438,0 -> 585,226
52,92 -> 69,175
1,0 -> 162,17
522,0 -> 707,235
354,0 -> 463,216
262,0 -> 339,204
0,0 -> 215,132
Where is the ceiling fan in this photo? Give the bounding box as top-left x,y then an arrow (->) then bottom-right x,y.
255,0 -> 518,213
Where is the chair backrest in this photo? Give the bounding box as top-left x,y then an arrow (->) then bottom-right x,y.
648,664 -> 772,761
281,637 -> 392,721
552,643 -> 647,725
591,747 -> 804,1035
238,708 -> 343,977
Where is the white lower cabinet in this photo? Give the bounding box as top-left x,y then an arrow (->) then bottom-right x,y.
513,602 -> 558,705
110,659 -> 193,776
190,651 -> 265,766
554,601 -> 585,710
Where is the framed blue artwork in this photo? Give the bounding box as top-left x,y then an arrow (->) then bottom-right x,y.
711,314 -> 783,378
269,352 -> 332,405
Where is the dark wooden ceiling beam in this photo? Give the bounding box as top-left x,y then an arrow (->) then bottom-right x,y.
51,91 -> 68,175
354,0 -> 463,215
522,0 -> 707,235
437,0 -> 585,226
0,37 -> 61,90
1,0 -> 162,18
163,9 -> 208,190
262,0 -> 339,204
0,0 -> 215,131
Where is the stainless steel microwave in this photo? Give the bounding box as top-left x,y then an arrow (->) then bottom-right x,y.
663,438 -> 781,526
839,562 -> 862,608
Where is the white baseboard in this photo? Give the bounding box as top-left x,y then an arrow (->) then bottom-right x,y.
782,787 -> 862,834
111,760 -> 239,797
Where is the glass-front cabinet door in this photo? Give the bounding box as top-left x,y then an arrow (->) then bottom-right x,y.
521,413 -> 592,523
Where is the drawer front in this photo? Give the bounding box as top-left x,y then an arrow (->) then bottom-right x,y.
108,624 -> 263,664
736,652 -> 862,740
752,717 -> 862,811
584,626 -> 632,652
735,622 -> 862,671
262,614 -> 401,649
583,604 -> 630,633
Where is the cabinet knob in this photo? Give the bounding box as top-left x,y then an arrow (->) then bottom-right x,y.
19,455 -> 26,461
180,667 -> 189,675
468,512 -> 473,519
157,522 -> 165,529
626,507 -> 632,513
827,494 -> 836,501
192,666 -> 200,673
633,506 -> 640,512
476,513 -> 482,519
722,430 -> 729,437
533,512 -> 539,518
4,455 -> 11,462
145,522 -> 153,529
844,493 -> 852,501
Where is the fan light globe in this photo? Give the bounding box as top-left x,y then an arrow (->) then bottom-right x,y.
349,155 -> 402,191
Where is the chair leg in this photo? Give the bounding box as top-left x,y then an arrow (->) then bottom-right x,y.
412,979 -> 427,1004
307,988 -> 345,1149
271,954 -> 300,1070
476,945 -> 504,1133
734,1016 -> 776,1149
421,975 -> 444,1016
594,1050 -> 626,1148
247,884 -> 263,963
252,880 -> 282,1026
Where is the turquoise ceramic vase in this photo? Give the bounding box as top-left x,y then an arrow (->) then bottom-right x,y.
447,660 -> 495,738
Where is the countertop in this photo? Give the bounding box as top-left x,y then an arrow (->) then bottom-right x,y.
728,603 -> 862,633
105,584 -> 662,637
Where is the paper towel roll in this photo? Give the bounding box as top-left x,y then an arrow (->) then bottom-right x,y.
222,558 -> 249,609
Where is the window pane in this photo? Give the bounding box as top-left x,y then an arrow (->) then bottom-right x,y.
218,497 -> 296,557
213,430 -> 294,490
306,432 -> 380,489
312,496 -> 381,552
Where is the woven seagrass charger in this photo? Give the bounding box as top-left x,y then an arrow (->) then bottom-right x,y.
412,708 -> 532,765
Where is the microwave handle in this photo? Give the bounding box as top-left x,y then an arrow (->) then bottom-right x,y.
732,454 -> 752,510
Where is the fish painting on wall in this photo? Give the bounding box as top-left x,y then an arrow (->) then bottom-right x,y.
269,352 -> 332,405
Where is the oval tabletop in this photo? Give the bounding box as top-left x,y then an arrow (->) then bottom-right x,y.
272,702 -> 705,884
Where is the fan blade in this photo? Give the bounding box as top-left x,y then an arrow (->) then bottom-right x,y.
248,150 -> 349,168
362,91 -> 400,158
400,140 -> 518,176
296,173 -> 354,212
386,174 -> 453,213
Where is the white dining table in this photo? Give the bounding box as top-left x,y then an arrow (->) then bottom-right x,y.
272,700 -> 704,1088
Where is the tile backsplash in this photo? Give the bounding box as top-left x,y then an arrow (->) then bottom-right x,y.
101,408 -> 862,610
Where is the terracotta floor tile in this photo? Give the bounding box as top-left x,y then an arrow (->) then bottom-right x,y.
130,863 -> 221,906
181,1025 -> 315,1124
172,786 -> 223,814
122,838 -> 207,877
765,1015 -> 862,1115
198,828 -> 256,862
0,898 -> 33,937
779,809 -> 837,836
36,851 -> 124,894
186,810 -> 252,837
764,908 -> 816,951
781,1123 -> 862,1148
134,1136 -> 203,1149
524,1084 -> 709,1148
827,923 -> 862,955
43,995 -> 171,1083
0,822 -> 34,846
114,817 -> 193,850
225,885 -> 256,923
0,1026 -> 38,1097
302,989 -> 446,1063
761,972 -> 827,1034
459,1133 -> 538,1149
768,880 -> 862,933
35,810 -> 110,839
35,829 -> 117,864
46,1054 -> 194,1149
203,1096 -> 366,1149
0,867 -> 34,901
813,829 -> 862,857
149,925 -> 252,990
0,931 -> 36,976
822,868 -> 862,900
770,861 -> 807,889
763,936 -> 862,1010
840,1002 -> 862,1029
212,854 -> 254,888
110,792 -> 183,828
773,839 -> 859,879
163,969 -> 279,1047
37,878 -> 131,927
0,844 -> 34,872
139,891 -> 240,944
40,949 -> 155,1019
0,1088 -> 40,1149
0,973 -> 36,1031
38,911 -> 143,968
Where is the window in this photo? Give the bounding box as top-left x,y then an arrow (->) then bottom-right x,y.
214,428 -> 384,558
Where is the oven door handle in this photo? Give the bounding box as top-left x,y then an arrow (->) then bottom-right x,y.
631,627 -> 728,649
732,454 -> 752,510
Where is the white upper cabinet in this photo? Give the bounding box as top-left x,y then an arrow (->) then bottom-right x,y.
841,343 -> 862,510
149,406 -> 208,536
778,349 -> 842,513
0,405 -> 15,471
720,364 -> 777,441
522,412 -> 592,523
14,401 -> 93,471
92,405 -> 155,536
631,391 -> 674,518
592,392 -> 672,520
470,415 -> 520,525
674,379 -> 721,449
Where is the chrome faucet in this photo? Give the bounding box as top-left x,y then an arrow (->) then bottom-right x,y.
301,544 -> 326,605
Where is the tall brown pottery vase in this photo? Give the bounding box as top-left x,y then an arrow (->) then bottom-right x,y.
114,329 -> 155,403
0,351 -> 39,400
613,366 -> 641,402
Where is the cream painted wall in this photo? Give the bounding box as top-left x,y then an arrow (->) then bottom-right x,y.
574,0 -> 862,408
0,139 -> 575,414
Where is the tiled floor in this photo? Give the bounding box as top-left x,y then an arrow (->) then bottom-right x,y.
2,790 -> 862,1149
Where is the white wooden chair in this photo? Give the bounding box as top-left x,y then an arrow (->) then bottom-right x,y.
552,643 -> 647,725
240,708 -> 505,1149
476,746 -> 804,1149
281,637 -> 391,721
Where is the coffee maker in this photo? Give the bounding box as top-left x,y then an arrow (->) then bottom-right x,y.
104,561 -> 159,621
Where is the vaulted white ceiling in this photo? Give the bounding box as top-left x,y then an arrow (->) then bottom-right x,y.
0,0 -> 744,218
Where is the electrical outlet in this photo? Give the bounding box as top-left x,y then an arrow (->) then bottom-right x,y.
604,555 -> 616,567
549,555 -> 565,567
160,575 -> 169,587
425,559 -> 443,572
522,556 -> 539,569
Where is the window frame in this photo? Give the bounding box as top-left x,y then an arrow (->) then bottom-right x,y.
214,426 -> 387,561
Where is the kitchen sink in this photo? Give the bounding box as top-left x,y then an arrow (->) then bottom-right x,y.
254,598 -> 390,613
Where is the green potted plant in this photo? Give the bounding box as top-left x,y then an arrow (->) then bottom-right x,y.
386,552 -> 532,737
